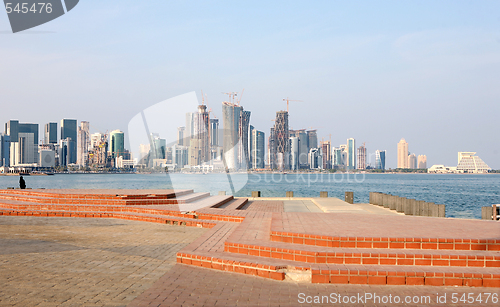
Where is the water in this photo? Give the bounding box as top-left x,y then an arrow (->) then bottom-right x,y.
1,173 -> 499,219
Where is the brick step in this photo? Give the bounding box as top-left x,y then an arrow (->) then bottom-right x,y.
270,231 -> 500,251
176,249 -> 500,287
161,192 -> 211,204
0,189 -> 193,200
179,195 -> 234,212
310,263 -> 500,287
0,208 -> 217,228
0,191 -> 195,205
215,198 -> 248,210
224,241 -> 500,267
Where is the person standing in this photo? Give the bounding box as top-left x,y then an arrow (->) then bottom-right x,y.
19,176 -> 26,189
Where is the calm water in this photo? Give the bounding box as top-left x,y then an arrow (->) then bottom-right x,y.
1,173 -> 499,219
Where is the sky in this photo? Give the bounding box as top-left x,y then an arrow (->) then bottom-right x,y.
1,0 -> 499,169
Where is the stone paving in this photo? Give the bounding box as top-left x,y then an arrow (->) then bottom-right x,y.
0,216 -> 206,306
130,264 -> 500,307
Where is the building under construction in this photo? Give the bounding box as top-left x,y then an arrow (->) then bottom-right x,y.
273,111 -> 290,171
193,104 -> 210,163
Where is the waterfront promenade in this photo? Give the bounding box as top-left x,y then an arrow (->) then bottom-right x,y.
0,189 -> 499,306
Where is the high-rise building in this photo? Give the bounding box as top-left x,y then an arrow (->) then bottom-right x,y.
44,122 -> 57,144
347,138 -> 356,170
320,141 -> 331,169
457,152 -> 490,173
251,129 -> 265,169
408,153 -> 417,169
294,130 -> 308,168
60,119 -> 77,164
268,127 -> 276,169
5,120 -> 39,166
110,130 -> 125,159
222,101 -> 241,170
274,111 -> 289,170
239,110 -> 251,168
397,138 -> 409,169
0,133 -> 10,167
209,119 -> 219,147
357,144 -> 366,170
307,130 -> 317,152
177,127 -> 185,146
333,147 -> 342,168
188,139 -> 201,166
308,148 -> 320,169
185,113 -> 195,142
150,133 -> 166,159
172,144 -> 188,168
417,155 -> 427,169
193,105 -> 210,163
77,121 -> 90,166
290,137 -> 299,170
88,133 -> 108,168
375,150 -> 386,170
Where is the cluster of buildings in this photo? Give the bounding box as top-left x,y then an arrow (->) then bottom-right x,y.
1,96 -> 492,174
397,138 -> 427,170
0,119 -> 129,172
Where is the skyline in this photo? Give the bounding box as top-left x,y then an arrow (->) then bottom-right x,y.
1,1 -> 499,168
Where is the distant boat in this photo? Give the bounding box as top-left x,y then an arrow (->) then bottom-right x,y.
19,172 -> 30,176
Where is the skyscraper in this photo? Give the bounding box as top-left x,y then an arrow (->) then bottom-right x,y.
375,150 -> 386,170
417,155 -> 427,169
193,105 -> 210,163
61,119 -> 77,164
347,138 -> 356,170
320,141 -> 331,169
209,119 -> 219,147
268,127 -> 276,169
307,130 -> 317,152
110,130 -> 125,159
357,144 -> 366,170
397,138 -> 409,169
296,130 -> 308,168
290,136 -> 299,170
0,133 -> 10,167
44,122 -> 57,144
333,147 -> 342,168
222,101 -> 241,170
408,153 -> 417,169
77,121 -> 90,166
274,111 -> 289,170
5,120 -> 39,165
185,112 -> 194,143
177,127 -> 185,146
239,110 -> 251,168
251,129 -> 265,169
150,133 -> 166,159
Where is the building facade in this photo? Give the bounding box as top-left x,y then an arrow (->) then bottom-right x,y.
375,150 -> 386,170
397,138 -> 409,169
44,122 -> 57,144
417,155 -> 427,169
347,138 -> 356,170
357,144 -> 366,170
110,130 -> 125,159
251,129 -> 265,169
77,121 -> 90,166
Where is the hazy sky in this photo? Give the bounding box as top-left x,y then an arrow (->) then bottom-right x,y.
1,0 -> 499,169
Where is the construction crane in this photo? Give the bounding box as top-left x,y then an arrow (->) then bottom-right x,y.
222,91 -> 239,104
283,97 -> 303,113
236,89 -> 244,106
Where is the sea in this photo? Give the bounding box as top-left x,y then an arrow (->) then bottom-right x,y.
1,173 -> 499,220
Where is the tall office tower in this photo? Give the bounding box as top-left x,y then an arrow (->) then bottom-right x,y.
5,120 -> 39,165
188,139 -> 201,166
320,141 -> 331,169
239,110 -> 251,168
274,111 -> 289,170
0,133 -> 10,167
77,121 -> 90,166
268,127 -> 276,169
172,144 -> 188,168
307,130 -> 317,152
397,138 -> 409,169
177,127 -> 185,146
193,104 -> 210,164
295,130 -> 308,168
417,155 -> 427,169
308,148 -> 320,169
185,112 -> 195,143
44,122 -> 57,144
59,138 -> 73,167
290,137 -> 300,171
333,147 -> 342,168
60,119 -> 77,164
408,153 -> 417,169
110,130 -> 125,159
251,129 -> 265,169
346,138 -> 356,170
222,101 -> 241,170
375,150 -> 386,170
357,144 -> 367,170
249,125 -> 254,166
210,119 -> 219,146
150,133 -> 166,159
